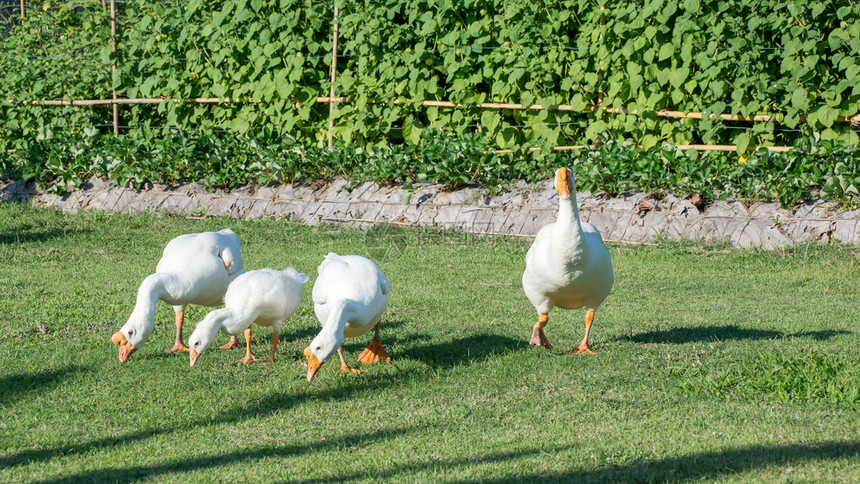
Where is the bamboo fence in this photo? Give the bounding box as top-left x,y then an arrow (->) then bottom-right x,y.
7,2 -> 860,152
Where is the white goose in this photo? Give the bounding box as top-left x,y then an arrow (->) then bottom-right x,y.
188,268 -> 310,366
522,167 -> 614,353
111,229 -> 244,362
304,253 -> 392,381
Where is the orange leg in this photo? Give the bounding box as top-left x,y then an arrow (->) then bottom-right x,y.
264,332 -> 279,364
165,312 -> 190,353
357,323 -> 391,365
218,335 -> 242,350
338,346 -> 363,374
239,327 -> 258,364
561,309 -> 596,355
529,313 -> 552,349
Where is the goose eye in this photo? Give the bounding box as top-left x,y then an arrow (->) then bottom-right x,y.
194,341 -> 200,347
128,330 -> 134,337
315,346 -> 321,351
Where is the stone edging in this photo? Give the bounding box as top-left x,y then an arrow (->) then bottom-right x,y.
2,178 -> 859,248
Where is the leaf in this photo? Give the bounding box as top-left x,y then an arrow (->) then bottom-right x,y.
569,93 -> 587,112
735,132 -> 750,155
811,3 -> 827,18
585,120 -> 607,141
481,110 -> 501,133
813,105 -> 839,128
37,127 -> 54,141
99,45 -> 113,65
658,43 -> 675,61
641,134 -> 660,149
495,127 -> 516,149
667,67 -> 689,88
402,116 -> 422,144
791,88 -> 809,110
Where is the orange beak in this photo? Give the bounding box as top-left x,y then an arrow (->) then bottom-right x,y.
111,331 -> 137,363
189,348 -> 200,367
304,347 -> 323,382
555,168 -> 572,199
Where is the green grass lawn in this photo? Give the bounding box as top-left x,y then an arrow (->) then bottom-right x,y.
1,202 -> 859,483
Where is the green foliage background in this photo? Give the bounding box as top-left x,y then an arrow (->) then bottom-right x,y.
1,0 -> 858,150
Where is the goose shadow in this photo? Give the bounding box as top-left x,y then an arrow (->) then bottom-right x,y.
0,227 -> 91,245
242,320 -> 408,348
615,324 -> 851,345
0,366 -> 87,407
397,333 -> 524,370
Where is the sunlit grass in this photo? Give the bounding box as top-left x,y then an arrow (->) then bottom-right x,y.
1,202 -> 859,483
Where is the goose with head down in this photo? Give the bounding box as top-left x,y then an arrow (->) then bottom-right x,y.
188,268 -> 309,366
110,229 -> 244,362
522,167 -> 614,354
304,253 -> 392,381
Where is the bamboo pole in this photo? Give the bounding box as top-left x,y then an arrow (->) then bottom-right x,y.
19,0 -> 24,18
327,5 -> 339,148
110,0 -> 118,137
597,6 -> 605,107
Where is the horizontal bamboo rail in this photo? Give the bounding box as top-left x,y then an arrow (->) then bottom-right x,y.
493,144 -> 792,154
5,97 -> 267,106
9,96 -> 859,125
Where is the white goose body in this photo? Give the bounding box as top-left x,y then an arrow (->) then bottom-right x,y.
304,253 -> 392,380
188,268 -> 309,366
522,168 -> 614,353
111,229 -> 244,362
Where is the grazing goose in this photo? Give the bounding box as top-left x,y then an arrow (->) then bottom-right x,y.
188,268 -> 309,366
304,253 -> 392,381
522,167 -> 614,353
110,229 -> 244,362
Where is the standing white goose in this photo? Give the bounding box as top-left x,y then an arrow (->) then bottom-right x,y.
188,268 -> 310,366
304,253 -> 392,381
522,167 -> 614,353
110,229 -> 244,362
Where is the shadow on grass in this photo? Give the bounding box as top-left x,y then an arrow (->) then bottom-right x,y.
0,366 -> 86,407
467,440 -> 860,483
618,325 -> 850,345
212,320 -> 408,351
0,227 -> 91,245
0,363 -> 416,470
398,333 -> 524,370
32,426 -> 420,484
277,445 -> 579,484
1,326 -> 511,472
31,438 -> 860,483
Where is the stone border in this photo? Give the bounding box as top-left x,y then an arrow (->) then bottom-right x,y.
2,178 -> 859,248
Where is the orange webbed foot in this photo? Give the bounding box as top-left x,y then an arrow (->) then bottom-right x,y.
529,326 -> 552,349
358,339 -> 391,365
339,363 -> 364,374
238,353 -> 259,364
164,342 -> 190,354
218,336 -> 242,350
560,344 -> 595,355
